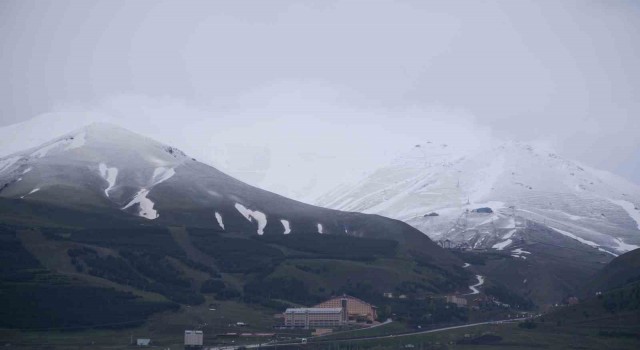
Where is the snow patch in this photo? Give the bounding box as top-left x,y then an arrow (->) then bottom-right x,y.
502,229 -> 517,240
492,239 -> 512,250
98,163 -> 118,197
281,219 -> 291,234
462,263 -> 470,268
613,238 -> 639,253
122,189 -> 158,220
550,226 -> 617,256
21,187 -> 41,199
208,190 -> 223,198
561,212 -> 584,221
476,215 -> 499,227
608,199 -> 640,230
317,223 -> 324,234
27,188 -> 40,195
511,248 -> 531,255
22,167 -> 32,174
30,132 -> 85,159
150,167 -> 175,186
234,203 -> 267,235
215,212 -> 225,230
550,227 -> 599,248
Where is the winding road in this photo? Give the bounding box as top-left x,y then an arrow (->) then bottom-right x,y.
466,274 -> 485,295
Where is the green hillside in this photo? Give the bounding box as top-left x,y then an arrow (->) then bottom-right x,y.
0,220 -> 470,337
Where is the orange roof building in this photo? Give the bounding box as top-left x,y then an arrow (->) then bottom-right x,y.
314,295 -> 377,322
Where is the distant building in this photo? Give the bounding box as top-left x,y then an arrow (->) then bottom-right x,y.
383,292 -> 394,298
314,295 -> 378,322
184,330 -> 203,348
446,295 -> 468,308
284,308 -> 345,328
472,207 -> 493,214
136,338 -> 151,346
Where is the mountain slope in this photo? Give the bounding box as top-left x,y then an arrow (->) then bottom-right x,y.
0,123 -> 447,259
586,248 -> 640,294
316,141 -> 640,306
0,123 -> 475,332
317,141 -> 640,256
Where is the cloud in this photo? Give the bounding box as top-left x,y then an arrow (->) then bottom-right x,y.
1,0 -> 639,193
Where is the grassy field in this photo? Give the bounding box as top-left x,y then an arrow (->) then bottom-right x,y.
311,321 -> 410,341
304,322 -> 639,350
0,297 -> 291,349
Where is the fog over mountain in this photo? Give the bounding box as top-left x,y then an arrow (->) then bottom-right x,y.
1,0 -> 639,202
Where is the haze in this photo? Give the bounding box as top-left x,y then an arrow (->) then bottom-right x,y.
1,0 -> 639,202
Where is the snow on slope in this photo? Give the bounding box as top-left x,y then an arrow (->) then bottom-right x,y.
235,203 -> 267,235
98,163 -> 118,197
492,239 -> 512,250
122,189 -> 158,220
316,141 -> 640,254
608,199 -> 640,230
0,123 -> 189,220
120,167 -> 176,220
215,212 -> 225,230
281,219 -> 291,234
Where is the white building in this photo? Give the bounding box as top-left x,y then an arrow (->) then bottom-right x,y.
136,338 -> 151,346
284,308 -> 345,328
184,330 -> 203,347
446,295 -> 468,307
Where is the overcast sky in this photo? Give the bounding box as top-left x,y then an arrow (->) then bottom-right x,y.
1,0 -> 639,201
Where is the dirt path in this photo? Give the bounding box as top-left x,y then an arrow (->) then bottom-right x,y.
168,226 -> 217,267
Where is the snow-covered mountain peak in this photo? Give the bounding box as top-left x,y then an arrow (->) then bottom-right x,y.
1,122 -> 191,168
316,139 -> 640,255
0,123 -> 194,220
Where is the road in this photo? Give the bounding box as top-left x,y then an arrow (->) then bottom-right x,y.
465,274 -> 485,295
234,318 -> 528,349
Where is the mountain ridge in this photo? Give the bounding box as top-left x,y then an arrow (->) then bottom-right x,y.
0,122 -> 460,266
316,140 -> 640,256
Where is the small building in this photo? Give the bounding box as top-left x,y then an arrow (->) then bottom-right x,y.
314,294 -> 377,322
136,338 -> 151,346
383,292 -> 394,298
184,330 -> 203,348
446,295 -> 468,308
284,308 -> 345,329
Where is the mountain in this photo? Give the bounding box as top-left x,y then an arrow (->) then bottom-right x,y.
317,140 -> 640,255
0,123 -> 448,253
316,141 -> 640,305
586,248 -> 640,294
0,123 -> 472,333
